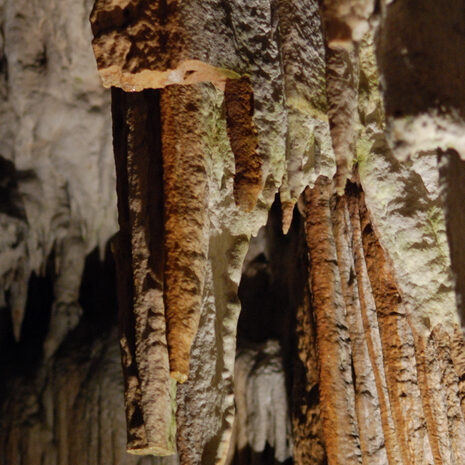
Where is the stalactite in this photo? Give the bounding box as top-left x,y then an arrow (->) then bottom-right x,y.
43,234 -> 86,359
304,178 -> 362,465
5,1 -> 465,464
358,188 -> 434,465
111,88 -> 175,455
292,287 -> 326,465
224,77 -> 261,212
277,0 -> 335,232
161,84 -> 210,383
324,46 -> 359,194
347,190 -> 404,465
331,195 -> 388,465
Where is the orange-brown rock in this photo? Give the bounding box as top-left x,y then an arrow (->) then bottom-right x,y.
305,178 -> 362,465
332,195 -> 388,464
161,84 -> 210,383
5,1 -> 465,465
111,88 -> 175,455
357,187 -> 433,465
292,287 -> 326,465
224,77 -> 261,212
347,189 -> 404,465
89,0 -> 238,91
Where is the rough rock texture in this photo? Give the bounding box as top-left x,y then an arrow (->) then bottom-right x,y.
111,88 -> 175,454
90,1 -> 465,464
3,1 -> 465,465
277,0 -> 336,234
224,77 -> 261,212
161,85 -> 210,383
304,181 -> 465,465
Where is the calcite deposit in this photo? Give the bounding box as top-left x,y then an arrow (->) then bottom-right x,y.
2,0 -> 465,465
89,0 -> 465,464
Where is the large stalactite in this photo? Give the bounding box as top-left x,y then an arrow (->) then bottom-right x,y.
2,0 -> 465,464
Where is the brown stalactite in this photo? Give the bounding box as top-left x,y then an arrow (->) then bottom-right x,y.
292,286 -> 326,465
347,189 -> 405,465
111,88 -> 175,455
6,1 -> 465,464
304,178 -> 362,465
358,188 -> 434,465
160,84 -> 210,383
331,196 -> 388,465
301,180 -> 465,465
224,77 -> 262,212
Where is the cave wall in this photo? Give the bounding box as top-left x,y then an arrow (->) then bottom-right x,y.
2,1 -> 465,465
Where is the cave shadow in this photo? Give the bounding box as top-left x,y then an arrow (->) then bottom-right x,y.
232,444 -> 293,465
0,238 -> 118,401
0,154 -> 36,221
235,196 -> 311,465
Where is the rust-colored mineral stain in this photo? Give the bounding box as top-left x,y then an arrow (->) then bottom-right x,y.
304,177 -> 362,465
225,76 -> 262,212
161,85 -> 209,383
357,187 -> 434,465
346,188 -> 404,465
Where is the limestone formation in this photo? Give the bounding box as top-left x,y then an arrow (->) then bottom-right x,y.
224,77 -> 261,212
111,88 -> 175,455
2,1 -> 465,465
277,0 -> 335,232
161,85 -> 210,383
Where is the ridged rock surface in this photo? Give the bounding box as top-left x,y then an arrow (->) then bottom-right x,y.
2,1 -> 465,465
90,1 -> 465,465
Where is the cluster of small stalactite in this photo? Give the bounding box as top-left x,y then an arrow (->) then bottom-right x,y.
86,0 -> 465,464
3,0 -> 465,464
304,180 -> 465,465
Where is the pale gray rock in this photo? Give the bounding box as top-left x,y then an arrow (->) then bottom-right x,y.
357,33 -> 459,336
0,0 -> 117,345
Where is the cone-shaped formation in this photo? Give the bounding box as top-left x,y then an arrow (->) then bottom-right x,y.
161,85 -> 209,383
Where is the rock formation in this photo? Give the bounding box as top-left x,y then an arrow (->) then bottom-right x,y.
2,0 -> 465,465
